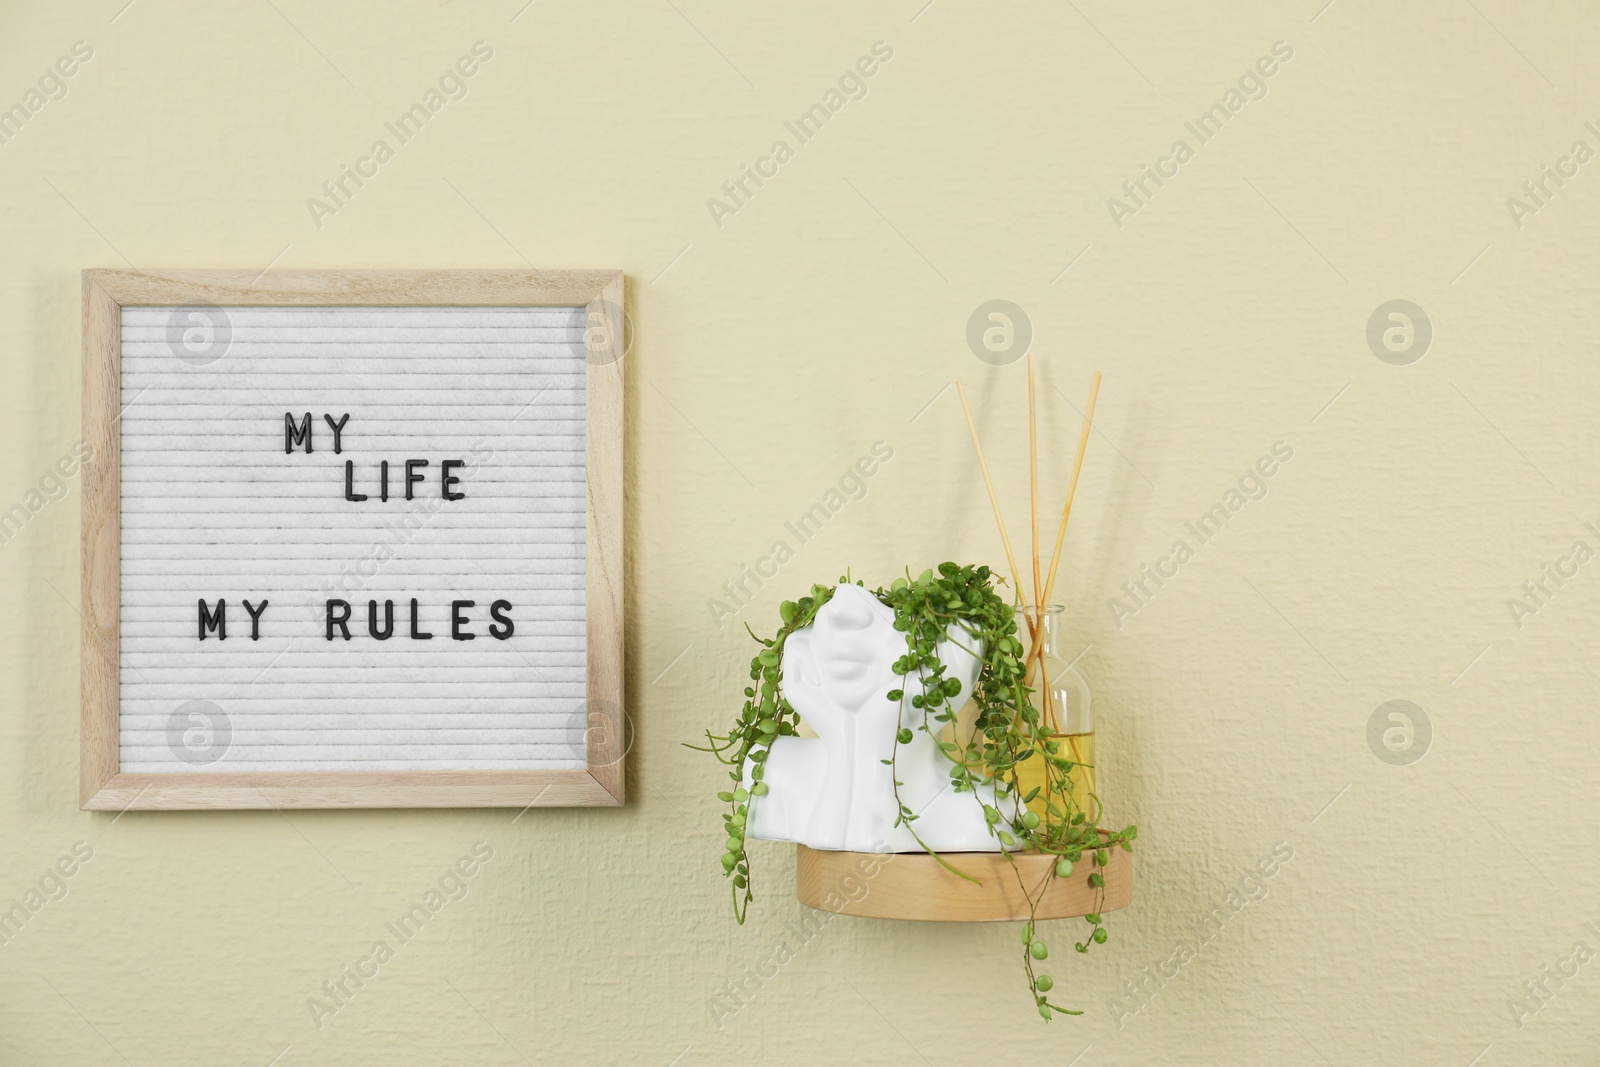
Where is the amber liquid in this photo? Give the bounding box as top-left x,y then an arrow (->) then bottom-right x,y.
1016,732 -> 1096,818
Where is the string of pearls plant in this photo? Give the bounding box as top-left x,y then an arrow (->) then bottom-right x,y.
695,563 -> 1136,1019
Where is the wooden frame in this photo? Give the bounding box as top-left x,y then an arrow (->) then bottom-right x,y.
81,269 -> 625,810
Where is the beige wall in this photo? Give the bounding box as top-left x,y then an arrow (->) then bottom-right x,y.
1,0 -> 1594,1062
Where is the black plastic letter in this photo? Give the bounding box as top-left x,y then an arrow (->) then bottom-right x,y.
198,599 -> 226,640
242,598 -> 268,640
326,599 -> 352,640
489,599 -> 514,640
409,598 -> 433,640
344,460 -> 368,502
405,459 -> 428,501
368,599 -> 394,639
451,600 -> 476,641
324,413 -> 351,454
285,412 -> 313,454
441,459 -> 465,501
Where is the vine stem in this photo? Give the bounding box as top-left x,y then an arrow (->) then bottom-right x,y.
890,638 -> 982,884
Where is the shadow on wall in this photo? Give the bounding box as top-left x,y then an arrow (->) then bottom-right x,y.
21,275 -> 91,818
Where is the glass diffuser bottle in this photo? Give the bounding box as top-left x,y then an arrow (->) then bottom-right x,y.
1014,604 -> 1095,818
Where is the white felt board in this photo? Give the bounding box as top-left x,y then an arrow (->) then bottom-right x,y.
118,305 -> 589,772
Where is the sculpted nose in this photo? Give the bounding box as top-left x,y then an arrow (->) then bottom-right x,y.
826,589 -> 876,632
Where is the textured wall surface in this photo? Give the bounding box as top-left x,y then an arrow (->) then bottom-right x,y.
1,1 -> 1595,1063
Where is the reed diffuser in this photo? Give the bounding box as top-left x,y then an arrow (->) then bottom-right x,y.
957,361 -> 1103,822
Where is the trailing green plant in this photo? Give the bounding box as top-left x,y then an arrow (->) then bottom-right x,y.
692,562 -> 1137,1019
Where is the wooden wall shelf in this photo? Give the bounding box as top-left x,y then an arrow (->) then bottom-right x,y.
797,845 -> 1133,922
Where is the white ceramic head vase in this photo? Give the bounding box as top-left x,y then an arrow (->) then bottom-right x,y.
743,583 -> 1013,852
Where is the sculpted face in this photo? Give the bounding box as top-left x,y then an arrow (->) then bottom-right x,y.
817,587 -> 897,697
786,585 -> 899,714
